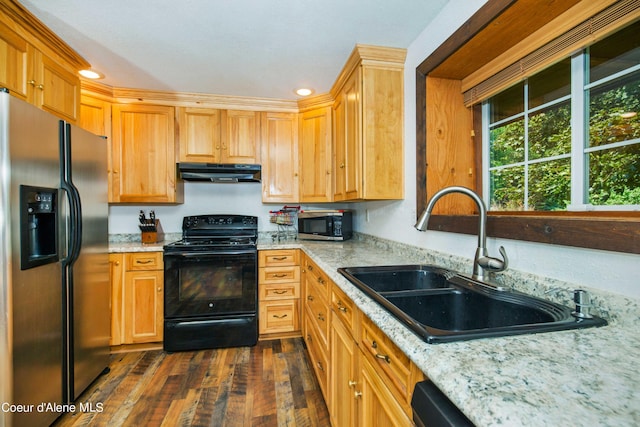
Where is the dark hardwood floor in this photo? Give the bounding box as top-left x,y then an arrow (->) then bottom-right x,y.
52,338 -> 330,427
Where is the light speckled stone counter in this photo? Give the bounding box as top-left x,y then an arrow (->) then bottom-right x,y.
259,236 -> 640,427
109,233 -> 181,253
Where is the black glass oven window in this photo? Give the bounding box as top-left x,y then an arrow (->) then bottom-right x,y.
179,265 -> 243,301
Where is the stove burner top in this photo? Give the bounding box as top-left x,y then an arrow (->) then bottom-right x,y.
164,214 -> 258,252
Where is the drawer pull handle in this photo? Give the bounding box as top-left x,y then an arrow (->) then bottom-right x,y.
272,314 -> 288,319
272,273 -> 287,278
272,256 -> 287,260
317,277 -> 326,285
135,259 -> 153,264
316,362 -> 324,372
337,301 -> 348,313
372,341 -> 391,364
273,290 -> 288,295
307,264 -> 314,271
306,334 -> 312,342
317,313 -> 325,322
307,295 -> 314,301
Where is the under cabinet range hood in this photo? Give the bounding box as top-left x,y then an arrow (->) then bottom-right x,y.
178,162 -> 261,183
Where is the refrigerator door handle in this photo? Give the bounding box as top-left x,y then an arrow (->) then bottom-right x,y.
60,122 -> 83,266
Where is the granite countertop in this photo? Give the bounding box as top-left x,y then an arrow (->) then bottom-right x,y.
258,237 -> 640,427
111,235 -> 640,426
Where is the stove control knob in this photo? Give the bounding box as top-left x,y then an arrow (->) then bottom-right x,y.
209,302 -> 214,308
227,218 -> 233,224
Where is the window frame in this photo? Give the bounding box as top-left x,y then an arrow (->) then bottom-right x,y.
415,0 -> 640,255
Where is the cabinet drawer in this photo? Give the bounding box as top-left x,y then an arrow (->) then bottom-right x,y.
304,258 -> 330,301
126,252 -> 163,271
331,283 -> 359,339
260,282 -> 300,300
259,266 -> 300,284
259,300 -> 299,335
361,316 -> 412,406
259,249 -> 300,267
305,285 -> 330,351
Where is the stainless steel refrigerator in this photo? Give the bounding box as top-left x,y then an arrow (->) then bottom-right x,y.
0,90 -> 110,426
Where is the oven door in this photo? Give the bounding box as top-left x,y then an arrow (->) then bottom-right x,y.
164,248 -> 257,319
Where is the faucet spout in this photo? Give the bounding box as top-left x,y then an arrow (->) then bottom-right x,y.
415,186 -> 508,281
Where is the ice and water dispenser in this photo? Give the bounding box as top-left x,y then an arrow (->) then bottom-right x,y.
20,185 -> 59,269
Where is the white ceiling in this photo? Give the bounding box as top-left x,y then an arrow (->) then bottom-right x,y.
18,0 -> 449,100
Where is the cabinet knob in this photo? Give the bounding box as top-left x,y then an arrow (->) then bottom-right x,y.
28,80 -> 36,86
340,163 -> 345,169
348,380 -> 357,388
354,391 -> 362,399
157,287 -> 162,292
37,84 -> 44,90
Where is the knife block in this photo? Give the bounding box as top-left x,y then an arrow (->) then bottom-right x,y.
141,219 -> 165,244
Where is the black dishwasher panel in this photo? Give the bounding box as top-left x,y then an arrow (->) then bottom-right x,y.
412,380 -> 475,427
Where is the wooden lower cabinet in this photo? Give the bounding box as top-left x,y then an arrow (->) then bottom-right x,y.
359,355 -> 413,427
300,252 -> 422,427
110,252 -> 164,345
258,249 -> 301,338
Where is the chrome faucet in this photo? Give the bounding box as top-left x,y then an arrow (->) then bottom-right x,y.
415,186 -> 508,281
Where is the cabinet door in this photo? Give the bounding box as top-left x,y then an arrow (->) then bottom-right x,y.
80,96 -> 115,201
109,253 -> 124,346
30,49 -> 80,123
334,69 -> 361,201
358,356 -> 412,427
178,107 -> 222,163
123,270 -> 163,343
361,66 -> 404,200
0,21 -> 28,100
330,315 -> 359,427
222,109 -> 261,163
300,107 -> 333,202
261,112 -> 299,202
333,94 -> 346,200
111,104 -> 178,203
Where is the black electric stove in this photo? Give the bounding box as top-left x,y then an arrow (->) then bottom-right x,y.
163,215 -> 259,352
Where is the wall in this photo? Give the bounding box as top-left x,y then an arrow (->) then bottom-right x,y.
108,182 -> 347,236
353,0 -> 640,299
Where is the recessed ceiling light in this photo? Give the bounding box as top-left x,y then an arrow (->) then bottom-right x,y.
295,88 -> 314,97
79,69 -> 104,79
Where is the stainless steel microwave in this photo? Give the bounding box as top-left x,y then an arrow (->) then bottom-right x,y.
298,210 -> 353,241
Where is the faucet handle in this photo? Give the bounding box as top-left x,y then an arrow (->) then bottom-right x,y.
478,246 -> 508,273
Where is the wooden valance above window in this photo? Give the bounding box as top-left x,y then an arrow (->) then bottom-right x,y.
462,0 -> 640,106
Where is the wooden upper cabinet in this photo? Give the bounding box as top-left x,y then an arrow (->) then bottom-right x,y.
178,107 -> 223,162
0,14 -> 82,123
261,112 -> 299,203
30,50 -> 80,122
111,104 -> 183,203
222,109 -> 261,164
299,106 -> 333,202
0,20 -> 28,99
178,107 -> 260,164
332,45 -> 405,201
79,95 -> 111,138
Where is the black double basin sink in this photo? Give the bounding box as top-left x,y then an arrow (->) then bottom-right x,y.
338,265 -> 607,343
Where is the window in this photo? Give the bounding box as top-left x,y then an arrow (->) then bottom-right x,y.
483,22 -> 640,212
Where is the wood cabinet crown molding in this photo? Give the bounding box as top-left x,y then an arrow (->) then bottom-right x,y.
0,0 -> 89,70
330,44 -> 406,99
